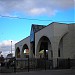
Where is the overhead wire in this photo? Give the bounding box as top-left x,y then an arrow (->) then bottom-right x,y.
0,15 -> 74,22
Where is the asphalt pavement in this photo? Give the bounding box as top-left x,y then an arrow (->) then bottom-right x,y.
0,69 -> 75,75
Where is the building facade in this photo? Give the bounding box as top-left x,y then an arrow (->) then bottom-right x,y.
15,22 -> 75,68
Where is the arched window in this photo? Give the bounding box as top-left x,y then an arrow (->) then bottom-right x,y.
37,36 -> 53,59
16,47 -> 20,58
22,44 -> 29,58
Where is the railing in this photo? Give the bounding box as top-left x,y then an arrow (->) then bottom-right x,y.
0,58 -> 53,73
0,57 -> 15,73
57,58 -> 75,69
0,58 -> 75,73
15,58 -> 53,72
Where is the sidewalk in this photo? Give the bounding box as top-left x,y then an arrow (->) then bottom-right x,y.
0,69 -> 75,75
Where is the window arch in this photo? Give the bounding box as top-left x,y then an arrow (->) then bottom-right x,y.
22,44 -> 29,58
36,36 -> 53,59
16,47 -> 20,58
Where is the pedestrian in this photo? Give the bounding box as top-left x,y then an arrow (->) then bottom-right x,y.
0,55 -> 5,67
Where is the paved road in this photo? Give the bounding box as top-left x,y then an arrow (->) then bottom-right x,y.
0,69 -> 75,75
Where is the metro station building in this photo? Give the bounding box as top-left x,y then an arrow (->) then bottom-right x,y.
15,22 -> 75,68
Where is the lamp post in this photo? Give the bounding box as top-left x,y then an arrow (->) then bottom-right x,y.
0,51 -> 2,56
11,41 -> 12,54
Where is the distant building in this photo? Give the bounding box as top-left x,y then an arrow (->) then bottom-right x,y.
15,22 -> 75,68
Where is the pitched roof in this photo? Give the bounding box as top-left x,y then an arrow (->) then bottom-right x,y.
32,24 -> 46,33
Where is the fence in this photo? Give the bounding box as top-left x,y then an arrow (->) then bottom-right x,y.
15,58 -> 53,72
0,58 -> 53,73
70,59 -> 75,69
0,57 -> 15,73
0,58 -> 75,73
57,58 -> 75,69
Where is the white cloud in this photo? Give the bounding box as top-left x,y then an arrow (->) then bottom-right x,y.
30,8 -> 47,15
0,40 -> 17,57
0,0 -> 74,16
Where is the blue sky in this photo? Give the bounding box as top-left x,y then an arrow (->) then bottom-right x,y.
0,0 -> 75,57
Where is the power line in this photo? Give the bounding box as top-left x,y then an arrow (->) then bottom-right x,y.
0,15 -> 74,22
0,15 -> 52,21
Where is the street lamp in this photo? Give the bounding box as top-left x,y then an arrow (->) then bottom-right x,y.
11,41 -> 12,54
